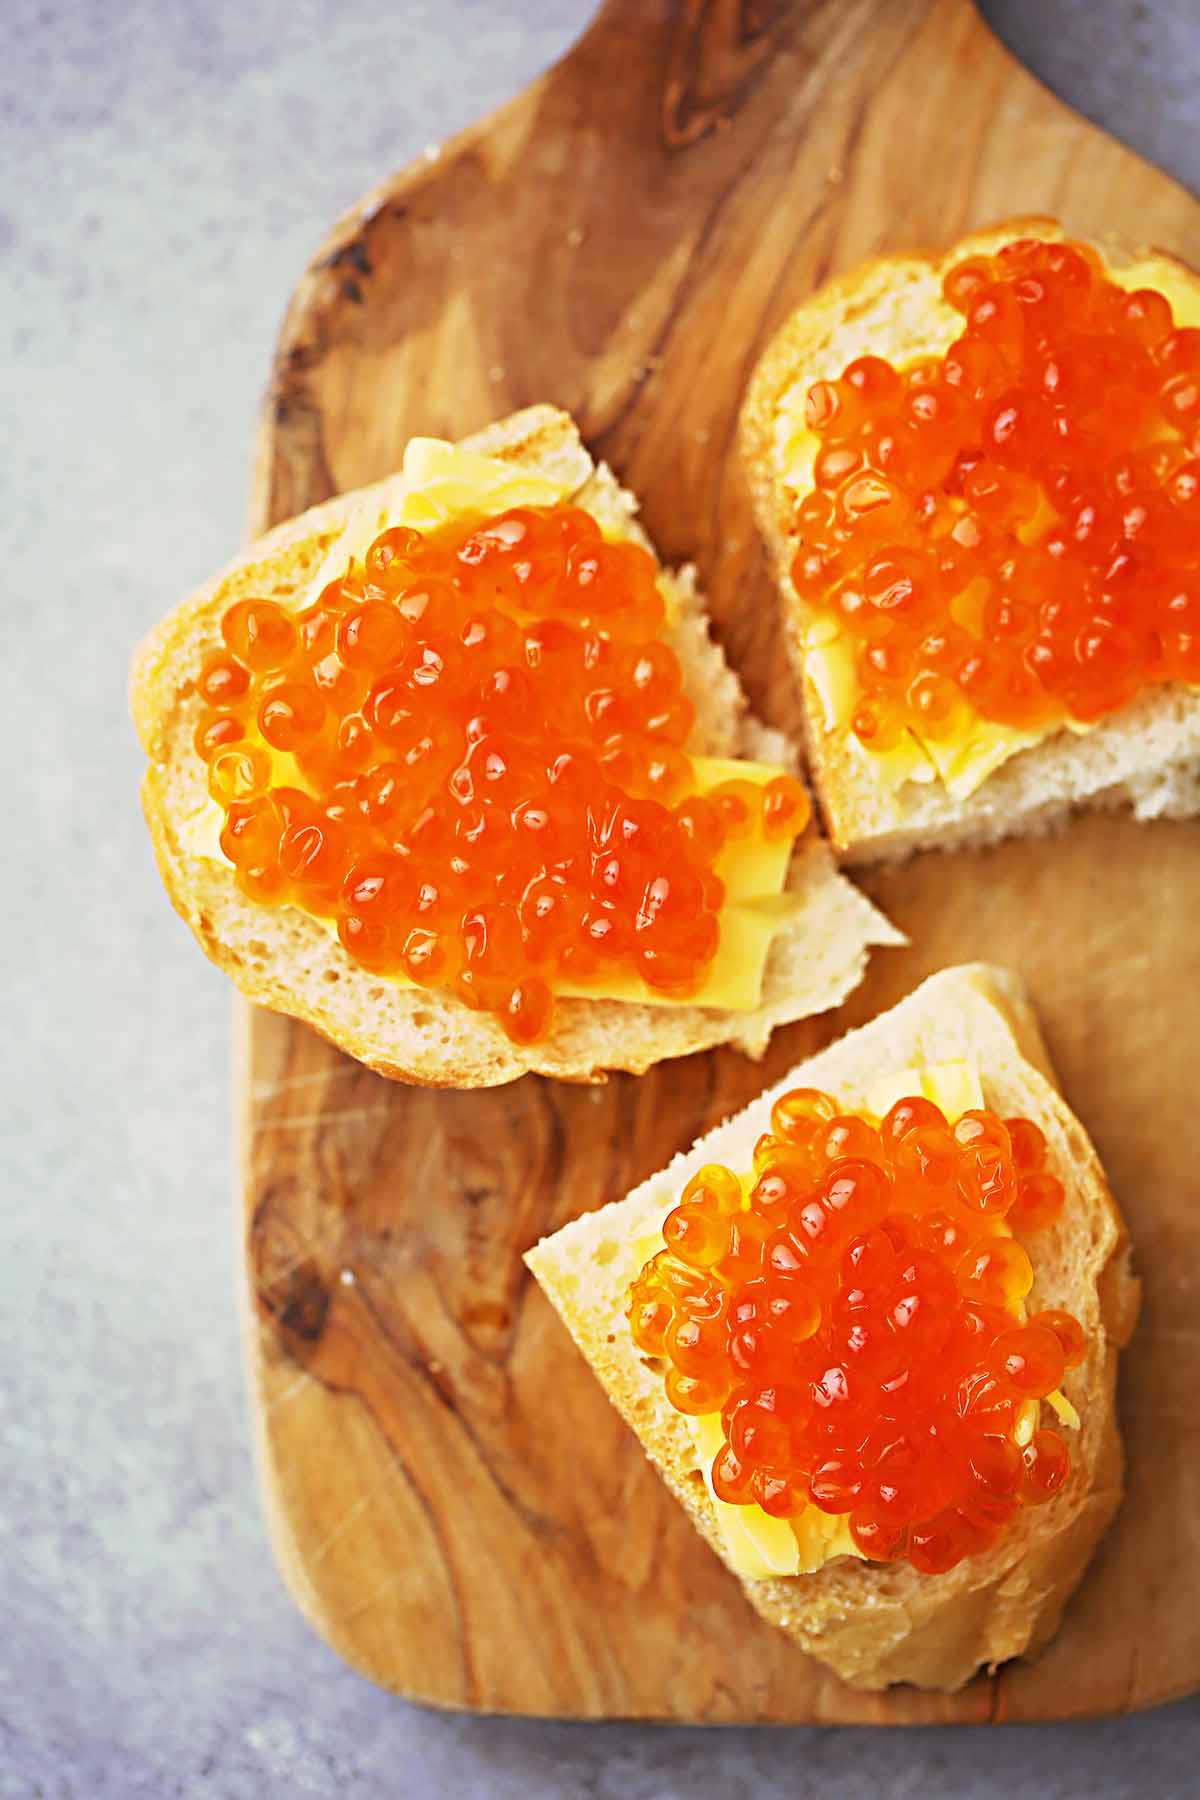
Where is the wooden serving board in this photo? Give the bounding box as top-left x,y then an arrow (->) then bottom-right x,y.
241,0 -> 1200,1722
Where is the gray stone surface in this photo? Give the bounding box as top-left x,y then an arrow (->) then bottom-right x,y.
1,1 -> 1196,1795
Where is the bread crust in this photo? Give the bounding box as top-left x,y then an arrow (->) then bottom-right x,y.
741,219 -> 1200,864
131,405 -> 900,1087
526,964 -> 1139,1691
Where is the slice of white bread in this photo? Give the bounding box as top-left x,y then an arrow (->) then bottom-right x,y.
526,963 -> 1139,1691
131,405 -> 900,1087
741,218 -> 1200,865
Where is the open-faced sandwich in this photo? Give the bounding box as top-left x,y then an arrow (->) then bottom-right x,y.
742,219 -> 1200,862
527,965 -> 1139,1691
131,405 -> 899,1086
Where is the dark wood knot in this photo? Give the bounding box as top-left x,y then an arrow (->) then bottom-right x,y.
662,0 -> 793,148
250,1201 -> 332,1349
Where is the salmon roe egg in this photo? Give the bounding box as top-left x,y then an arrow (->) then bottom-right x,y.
192,504 -> 812,1041
790,237 -> 1200,756
627,1089 -> 1084,1575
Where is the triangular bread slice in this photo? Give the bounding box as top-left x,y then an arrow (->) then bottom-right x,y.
132,404 -> 901,1087
526,964 -> 1139,1691
741,218 -> 1200,865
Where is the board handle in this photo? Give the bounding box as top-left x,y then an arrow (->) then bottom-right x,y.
576,0 -> 805,146
576,0 -> 990,147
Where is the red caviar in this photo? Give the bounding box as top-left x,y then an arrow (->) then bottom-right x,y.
628,1087 -> 1082,1574
790,237 -> 1200,753
192,504 -> 810,1041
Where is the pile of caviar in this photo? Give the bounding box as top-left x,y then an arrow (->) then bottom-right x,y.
190,504 -> 810,1042
628,1087 -> 1086,1574
790,237 -> 1200,753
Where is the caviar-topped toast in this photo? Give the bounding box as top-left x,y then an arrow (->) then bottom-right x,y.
527,965 -> 1138,1691
132,405 -> 899,1086
742,219 -> 1200,862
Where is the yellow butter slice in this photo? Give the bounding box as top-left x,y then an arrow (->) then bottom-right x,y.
801,594 -> 1040,801
803,629 -> 937,790
697,756 -> 797,902
865,1058 -> 984,1123
1111,255 -> 1200,328
919,721 -> 1047,802
1014,1398 -> 1038,1448
295,439 -> 570,612
688,1411 -> 841,1577
1045,1388 -> 1081,1430
295,438 -> 684,625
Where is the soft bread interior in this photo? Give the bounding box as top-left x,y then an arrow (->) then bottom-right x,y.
741,218 -> 1200,864
526,963 -> 1139,1691
132,404 -> 901,1087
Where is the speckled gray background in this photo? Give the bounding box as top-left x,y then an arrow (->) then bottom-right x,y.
2,3 -> 1197,1795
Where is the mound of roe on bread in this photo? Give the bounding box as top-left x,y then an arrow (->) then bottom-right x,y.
189,503 -> 810,1044
628,1081 -> 1084,1575
790,235 -> 1199,758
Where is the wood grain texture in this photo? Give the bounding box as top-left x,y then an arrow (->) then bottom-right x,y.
242,0 -> 1200,1720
